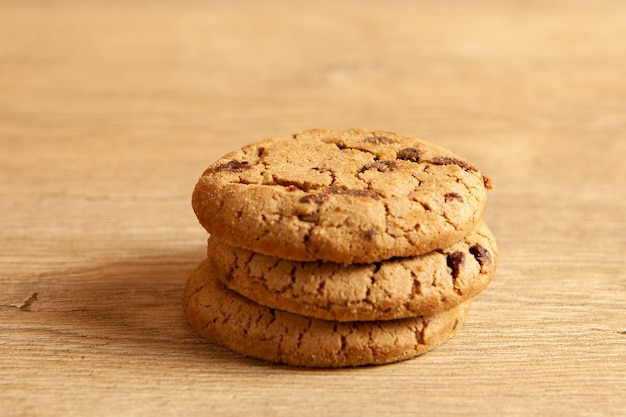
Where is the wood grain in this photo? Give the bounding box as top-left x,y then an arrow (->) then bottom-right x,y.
1,1 -> 625,416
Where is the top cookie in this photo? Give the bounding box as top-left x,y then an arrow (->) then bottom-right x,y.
192,129 -> 492,263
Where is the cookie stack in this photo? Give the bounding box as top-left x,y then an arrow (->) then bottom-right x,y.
184,129 -> 497,367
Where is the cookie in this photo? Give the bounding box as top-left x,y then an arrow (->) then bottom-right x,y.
183,258 -> 472,368
192,128 -> 492,263
209,220 -> 496,321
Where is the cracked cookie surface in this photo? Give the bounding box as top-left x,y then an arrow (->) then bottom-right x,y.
183,258 -> 471,368
209,220 -> 496,321
192,128 -> 492,263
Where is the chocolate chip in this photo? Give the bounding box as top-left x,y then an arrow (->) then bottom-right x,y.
360,160 -> 399,173
431,156 -> 478,172
298,213 -> 319,222
364,229 -> 378,240
483,175 -> 493,190
325,187 -> 381,200
365,135 -> 396,144
444,192 -> 463,203
214,160 -> 251,172
452,319 -> 459,330
397,147 -> 422,162
446,251 -> 465,279
299,194 -> 324,204
469,244 -> 491,267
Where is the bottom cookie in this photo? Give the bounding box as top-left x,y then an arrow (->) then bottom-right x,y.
183,258 -> 471,368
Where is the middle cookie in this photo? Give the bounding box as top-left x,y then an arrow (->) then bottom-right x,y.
209,220 -> 497,322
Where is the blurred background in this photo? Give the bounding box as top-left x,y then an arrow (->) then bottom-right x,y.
3,1 -> 624,144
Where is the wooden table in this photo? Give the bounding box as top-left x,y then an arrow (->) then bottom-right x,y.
2,1 -> 624,416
